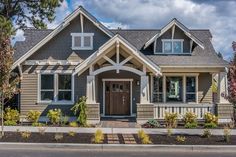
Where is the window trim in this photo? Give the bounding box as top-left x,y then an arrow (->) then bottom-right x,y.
37,72 -> 74,105
71,33 -> 94,50
162,39 -> 184,54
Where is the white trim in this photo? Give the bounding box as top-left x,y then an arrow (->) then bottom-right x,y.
71,33 -> 94,50
24,60 -> 80,66
12,6 -> 113,70
144,18 -> 204,50
102,79 -> 133,116
35,70 -> 74,74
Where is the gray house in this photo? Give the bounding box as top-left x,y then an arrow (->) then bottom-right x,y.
13,6 -> 233,124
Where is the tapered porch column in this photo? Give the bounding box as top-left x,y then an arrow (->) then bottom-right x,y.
216,71 -> 233,123
86,75 -> 96,104
140,75 -> 150,104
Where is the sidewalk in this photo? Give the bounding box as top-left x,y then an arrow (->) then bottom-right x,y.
3,126 -> 236,135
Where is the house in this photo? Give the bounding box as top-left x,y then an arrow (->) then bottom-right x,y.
13,6 -> 233,124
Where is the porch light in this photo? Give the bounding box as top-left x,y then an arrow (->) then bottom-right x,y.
136,80 -> 140,86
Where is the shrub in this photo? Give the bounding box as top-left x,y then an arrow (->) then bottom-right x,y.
32,122 -> 44,127
202,129 -> 212,138
60,115 -> 69,126
71,96 -> 87,126
176,136 -> 186,142
138,130 -> 152,144
164,112 -> 178,128
183,112 -> 198,128
146,119 -> 160,128
167,128 -> 173,137
26,110 -> 41,125
204,122 -> 217,128
69,121 -> 78,127
92,129 -> 104,144
54,133 -> 63,141
46,109 -> 62,125
204,112 -> 218,128
20,131 -> 31,139
4,107 -> 20,126
223,127 -> 231,143
68,131 -> 76,137
38,127 -> 46,135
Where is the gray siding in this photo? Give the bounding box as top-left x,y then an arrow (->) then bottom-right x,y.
28,15 -> 110,61
198,73 -> 213,103
155,27 -> 191,53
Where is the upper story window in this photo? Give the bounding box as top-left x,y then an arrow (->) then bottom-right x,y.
162,39 -> 184,54
71,33 -> 94,50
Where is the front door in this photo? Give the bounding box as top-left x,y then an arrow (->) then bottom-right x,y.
105,81 -> 130,116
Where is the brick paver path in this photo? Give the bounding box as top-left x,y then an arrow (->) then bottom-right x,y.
122,134 -> 137,144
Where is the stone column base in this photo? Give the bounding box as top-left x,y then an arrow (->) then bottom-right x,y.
136,103 -> 154,124
216,103 -> 234,124
87,103 -> 100,125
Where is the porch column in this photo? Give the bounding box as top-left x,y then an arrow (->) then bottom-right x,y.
216,71 -> 233,123
86,75 -> 96,104
140,75 -> 150,104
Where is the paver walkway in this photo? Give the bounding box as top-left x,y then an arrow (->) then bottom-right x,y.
99,118 -> 141,128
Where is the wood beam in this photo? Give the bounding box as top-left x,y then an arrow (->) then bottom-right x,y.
116,41 -> 120,73
172,25 -> 175,39
80,13 -> 84,33
103,56 -> 116,66
120,56 -> 133,66
190,40 -> 193,53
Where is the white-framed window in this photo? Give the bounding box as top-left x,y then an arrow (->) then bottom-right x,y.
38,73 -> 74,104
162,39 -> 184,53
71,33 -> 94,50
153,77 -> 163,103
40,74 -> 54,102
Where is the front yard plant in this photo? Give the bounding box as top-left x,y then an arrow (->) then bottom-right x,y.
47,109 -> 62,125
138,130 -> 152,144
183,111 -> 198,128
176,135 -> 186,143
92,129 -> 104,144
26,110 -> 41,126
223,127 -> 231,143
20,131 -> 31,139
54,133 -> 63,141
204,112 -> 218,128
68,131 -> 76,137
202,129 -> 212,138
143,119 -> 160,128
164,112 -> 178,128
71,96 -> 87,126
69,121 -> 78,127
3,107 -> 20,126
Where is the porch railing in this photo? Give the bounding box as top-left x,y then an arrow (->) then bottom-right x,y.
153,103 -> 214,119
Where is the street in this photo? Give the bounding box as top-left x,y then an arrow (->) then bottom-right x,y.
0,148 -> 234,157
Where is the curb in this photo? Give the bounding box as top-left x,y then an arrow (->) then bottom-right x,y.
0,143 -> 236,152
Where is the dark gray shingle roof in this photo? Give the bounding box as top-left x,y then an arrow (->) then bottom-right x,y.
14,28 -> 228,67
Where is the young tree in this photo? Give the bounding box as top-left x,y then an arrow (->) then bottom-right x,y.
0,0 -> 64,136
228,41 -> 236,105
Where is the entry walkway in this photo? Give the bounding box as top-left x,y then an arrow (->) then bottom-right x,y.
99,117 -> 141,128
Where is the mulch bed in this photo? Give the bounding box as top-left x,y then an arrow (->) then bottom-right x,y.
0,132 -> 236,145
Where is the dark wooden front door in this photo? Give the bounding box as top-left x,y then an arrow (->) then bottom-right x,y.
105,81 -> 130,115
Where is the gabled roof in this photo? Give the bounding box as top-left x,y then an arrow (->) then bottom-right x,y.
12,6 -> 114,69
143,18 -> 204,49
73,34 -> 161,76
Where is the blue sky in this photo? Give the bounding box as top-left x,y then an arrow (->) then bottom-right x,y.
15,0 -> 236,60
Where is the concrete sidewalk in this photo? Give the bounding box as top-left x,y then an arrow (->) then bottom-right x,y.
3,126 -> 236,135
0,142 -> 236,152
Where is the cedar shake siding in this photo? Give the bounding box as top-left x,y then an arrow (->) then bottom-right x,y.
28,16 -> 110,61
198,73 -> 213,103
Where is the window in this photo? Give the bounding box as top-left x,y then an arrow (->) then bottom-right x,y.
186,77 -> 196,102
39,74 -> 73,103
153,77 -> 163,102
58,75 -> 72,101
40,74 -> 54,101
71,33 -> 94,50
162,39 -> 183,53
166,77 -> 183,102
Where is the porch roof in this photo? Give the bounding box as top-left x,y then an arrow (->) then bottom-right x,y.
73,34 -> 161,76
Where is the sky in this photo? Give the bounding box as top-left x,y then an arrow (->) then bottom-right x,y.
14,0 -> 236,60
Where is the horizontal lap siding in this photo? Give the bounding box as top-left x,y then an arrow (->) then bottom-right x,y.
198,73 -> 213,103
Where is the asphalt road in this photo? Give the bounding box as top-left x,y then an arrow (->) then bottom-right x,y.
0,148 -> 235,157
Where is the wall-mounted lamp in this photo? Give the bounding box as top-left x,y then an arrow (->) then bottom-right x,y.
136,80 -> 140,86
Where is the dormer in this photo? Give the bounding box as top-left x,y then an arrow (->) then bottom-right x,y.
144,18 -> 204,55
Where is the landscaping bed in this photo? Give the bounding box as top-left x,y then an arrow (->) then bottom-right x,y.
0,132 -> 236,145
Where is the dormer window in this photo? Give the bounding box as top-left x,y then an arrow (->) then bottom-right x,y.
162,39 -> 183,54
71,33 -> 94,50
